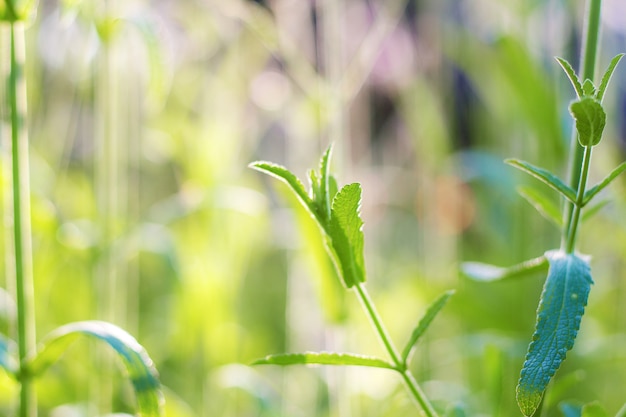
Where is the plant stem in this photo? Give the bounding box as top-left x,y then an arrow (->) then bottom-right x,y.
6,22 -> 36,417
562,0 -> 601,247
565,145 -> 592,253
354,283 -> 439,417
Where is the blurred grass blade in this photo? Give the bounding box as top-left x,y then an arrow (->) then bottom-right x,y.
28,321 -> 164,416
0,333 -> 17,376
517,185 -> 563,228
328,183 -> 366,288
582,200 -> 609,223
249,161 -> 318,220
616,401 -> 626,417
461,255 -> 548,282
583,161 -> 626,205
517,251 -> 593,416
556,57 -> 584,98
253,351 -> 395,370
596,53 -> 624,103
401,290 -> 454,363
505,159 -> 577,203
581,402 -> 607,417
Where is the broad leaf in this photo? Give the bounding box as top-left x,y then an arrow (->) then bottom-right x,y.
581,402 -> 608,417
461,255 -> 548,282
583,161 -> 626,205
253,351 -> 395,370
596,53 -> 624,103
556,57 -> 584,98
401,290 -> 454,363
517,185 -> 563,228
505,159 -> 577,203
28,321 -> 164,417
516,251 -> 593,416
328,183 -> 366,288
569,97 -> 606,147
0,333 -> 17,376
249,161 -> 318,220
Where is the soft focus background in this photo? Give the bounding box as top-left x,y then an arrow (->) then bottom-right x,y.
1,0 -> 626,416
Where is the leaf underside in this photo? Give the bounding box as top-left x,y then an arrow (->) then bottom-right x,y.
28,321 -> 164,417
516,251 -> 593,416
253,351 -> 395,370
505,159 -> 577,203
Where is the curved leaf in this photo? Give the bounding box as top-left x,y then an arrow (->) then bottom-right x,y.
461,255 -> 548,282
505,159 -> 577,203
28,321 -> 164,417
596,53 -> 624,103
516,251 -> 593,416
328,183 -> 366,288
517,185 -> 563,228
253,351 -> 395,370
583,161 -> 626,205
401,290 -> 454,363
555,57 -> 584,98
569,97 -> 606,147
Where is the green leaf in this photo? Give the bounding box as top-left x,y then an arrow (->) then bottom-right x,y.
596,53 -> 624,103
569,97 -> 606,147
517,185 -> 563,228
556,57 -> 584,98
461,255 -> 548,282
581,402 -> 608,417
253,351 -> 395,370
516,251 -> 593,416
505,159 -> 577,203
0,333 -> 17,377
328,183 -> 366,288
401,290 -> 454,363
249,161 -> 318,220
616,401 -> 626,417
582,79 -> 596,97
583,161 -> 626,205
582,200 -> 609,223
319,144 -> 334,220
28,321 -> 164,417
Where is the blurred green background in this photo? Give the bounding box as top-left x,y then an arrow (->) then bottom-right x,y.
2,0 -> 626,416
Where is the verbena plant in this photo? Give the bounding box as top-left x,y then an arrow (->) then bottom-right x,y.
0,2 -> 164,416
250,146 -> 452,417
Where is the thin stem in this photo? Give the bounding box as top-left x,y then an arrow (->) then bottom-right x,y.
354,283 -> 439,417
562,0 -> 602,246
7,22 -> 36,417
565,146 -> 593,253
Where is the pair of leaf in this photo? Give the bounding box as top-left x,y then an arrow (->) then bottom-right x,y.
250,145 -> 365,288
0,321 -> 163,417
557,54 -> 624,147
253,290 -> 454,371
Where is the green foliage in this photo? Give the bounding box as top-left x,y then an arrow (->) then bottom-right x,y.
583,161 -> 626,205
517,251 -> 593,416
505,159 -> 576,203
569,98 -> 606,147
461,256 -> 548,282
253,351 -> 395,370
581,402 -> 608,417
596,54 -> 625,103
517,185 -> 563,228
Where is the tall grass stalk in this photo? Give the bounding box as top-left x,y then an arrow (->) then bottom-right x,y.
2,21 -> 36,417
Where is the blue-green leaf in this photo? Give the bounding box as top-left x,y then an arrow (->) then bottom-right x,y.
461,255 -> 548,282
517,185 -> 563,228
28,321 -> 164,417
253,351 -> 395,370
516,251 -> 593,416
0,333 -> 17,377
569,97 -> 606,147
505,159 -> 577,203
560,402 -> 582,417
583,161 -> 626,205
556,57 -> 584,98
401,290 -> 454,363
328,183 -> 366,288
596,53 -> 624,103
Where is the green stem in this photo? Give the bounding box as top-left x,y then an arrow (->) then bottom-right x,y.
354,283 -> 439,417
7,22 -> 36,417
565,145 -> 593,253
562,0 -> 602,246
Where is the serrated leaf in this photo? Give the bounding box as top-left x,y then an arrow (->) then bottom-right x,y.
556,57 -> 584,98
596,53 -> 624,103
569,97 -> 606,147
517,185 -> 563,228
461,255 -> 548,282
328,183 -> 366,288
581,402 -> 608,417
28,321 -> 164,417
506,159 -> 577,203
583,161 -> 626,205
582,79 -> 596,97
0,333 -> 17,376
401,290 -> 454,363
253,351 -> 395,370
249,161 -> 318,220
516,251 -> 593,416
319,145 -> 334,220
